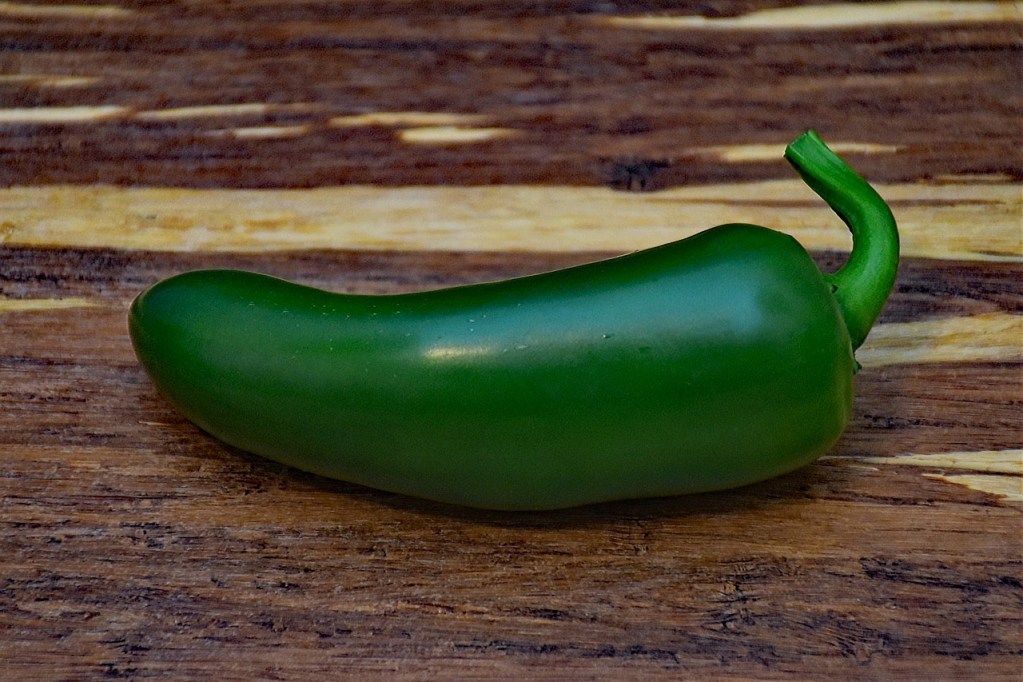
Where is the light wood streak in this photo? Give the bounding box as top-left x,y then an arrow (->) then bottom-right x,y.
603,2 -> 1021,30
841,450 -> 1023,475
207,125 -> 312,139
0,74 -> 100,88
923,474 -> 1023,503
692,142 -> 901,163
0,104 -> 321,124
331,112 -> 489,127
860,313 -> 1023,367
0,182 -> 1017,259
135,103 -> 316,121
0,106 -> 127,124
827,451 -> 1023,503
0,297 -> 98,313
399,126 -> 522,144
0,2 -> 133,18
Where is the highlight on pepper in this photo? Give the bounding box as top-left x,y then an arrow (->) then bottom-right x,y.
129,131 -> 899,511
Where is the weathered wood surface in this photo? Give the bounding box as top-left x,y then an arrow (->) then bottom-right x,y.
1,2 -> 1021,679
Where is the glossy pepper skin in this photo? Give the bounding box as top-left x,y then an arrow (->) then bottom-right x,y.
130,132 -> 899,510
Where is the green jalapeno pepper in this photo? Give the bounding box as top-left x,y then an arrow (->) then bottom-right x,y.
129,131 -> 898,510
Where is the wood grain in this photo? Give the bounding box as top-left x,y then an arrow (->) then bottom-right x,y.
1,1 -> 1020,188
2,246 -> 1021,679
2,1 -> 1021,679
0,180 -> 1019,258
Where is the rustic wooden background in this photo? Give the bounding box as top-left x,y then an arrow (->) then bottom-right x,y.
2,1 -> 1021,679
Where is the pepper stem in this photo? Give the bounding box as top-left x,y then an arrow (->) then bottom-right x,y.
784,130 -> 899,351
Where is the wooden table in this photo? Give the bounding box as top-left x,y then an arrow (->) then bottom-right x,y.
2,2 -> 1021,678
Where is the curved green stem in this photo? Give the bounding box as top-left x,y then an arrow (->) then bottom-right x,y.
784,130 -> 900,351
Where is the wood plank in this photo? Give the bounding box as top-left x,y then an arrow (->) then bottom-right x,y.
1,1 -> 1021,678
1,2 -> 1019,188
1,246 -> 1021,681
2,245 -> 1020,316
0,181 -> 1018,259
